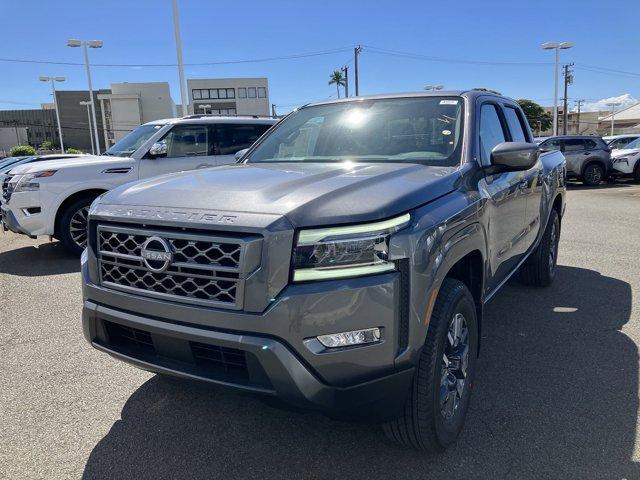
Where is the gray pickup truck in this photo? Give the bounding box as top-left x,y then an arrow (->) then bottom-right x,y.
81,90 -> 566,451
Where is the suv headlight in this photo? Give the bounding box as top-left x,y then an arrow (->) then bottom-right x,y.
292,213 -> 410,282
612,157 -> 629,164
12,170 -> 57,193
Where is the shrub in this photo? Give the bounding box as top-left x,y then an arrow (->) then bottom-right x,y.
66,148 -> 82,154
40,140 -> 57,150
9,145 -> 37,156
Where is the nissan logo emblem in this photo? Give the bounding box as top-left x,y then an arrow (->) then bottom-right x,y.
140,236 -> 173,273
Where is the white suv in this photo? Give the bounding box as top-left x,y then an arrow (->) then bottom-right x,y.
1,116 -> 276,254
610,136 -> 640,182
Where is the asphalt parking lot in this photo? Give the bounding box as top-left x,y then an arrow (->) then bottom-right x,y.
1,182 -> 640,480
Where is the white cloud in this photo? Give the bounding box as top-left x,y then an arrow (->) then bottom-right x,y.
575,93 -> 638,113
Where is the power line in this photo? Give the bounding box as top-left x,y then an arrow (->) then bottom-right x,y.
0,47 -> 353,68
363,45 -> 552,66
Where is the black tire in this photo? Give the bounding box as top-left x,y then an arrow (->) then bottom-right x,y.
58,196 -> 94,256
518,209 -> 560,287
382,278 -> 478,451
582,163 -> 604,186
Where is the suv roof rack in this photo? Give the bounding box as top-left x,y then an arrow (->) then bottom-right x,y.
181,114 -> 280,120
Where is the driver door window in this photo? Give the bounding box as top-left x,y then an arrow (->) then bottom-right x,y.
140,124 -> 215,178
479,104 -> 506,164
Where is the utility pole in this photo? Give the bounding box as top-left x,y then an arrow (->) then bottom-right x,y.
562,63 -> 573,135
574,99 -> 584,134
341,65 -> 349,97
271,104 -> 277,117
354,45 -> 362,96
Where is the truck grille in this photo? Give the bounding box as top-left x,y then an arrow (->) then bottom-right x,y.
2,175 -> 13,202
97,224 -> 255,309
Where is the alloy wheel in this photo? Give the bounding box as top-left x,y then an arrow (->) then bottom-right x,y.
548,219 -> 559,273
585,166 -> 602,185
69,206 -> 90,249
440,312 -> 470,420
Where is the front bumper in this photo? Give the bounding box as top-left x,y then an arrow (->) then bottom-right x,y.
82,255 -> 414,419
1,191 -> 47,237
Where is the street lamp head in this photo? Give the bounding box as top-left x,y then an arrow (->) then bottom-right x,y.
67,39 -> 82,47
79,101 -> 91,106
542,42 -> 559,50
559,42 -> 574,49
87,40 -> 103,48
54,77 -> 65,82
424,84 -> 444,91
39,76 -> 49,82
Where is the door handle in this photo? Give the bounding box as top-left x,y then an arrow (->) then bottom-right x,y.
583,152 -> 591,155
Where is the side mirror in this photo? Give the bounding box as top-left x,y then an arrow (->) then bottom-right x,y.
148,141 -> 167,158
234,148 -> 248,161
491,142 -> 539,170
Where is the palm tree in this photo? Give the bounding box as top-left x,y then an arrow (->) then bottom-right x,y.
328,70 -> 346,98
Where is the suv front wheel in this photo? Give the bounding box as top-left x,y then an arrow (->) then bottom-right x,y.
582,163 -> 605,186
383,278 -> 478,451
58,197 -> 94,256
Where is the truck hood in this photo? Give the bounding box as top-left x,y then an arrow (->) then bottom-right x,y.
100,162 -> 460,227
8,155 -> 133,175
612,148 -> 640,158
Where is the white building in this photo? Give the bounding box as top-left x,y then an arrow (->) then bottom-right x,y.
599,102 -> 640,134
187,78 -> 270,116
98,82 -> 176,147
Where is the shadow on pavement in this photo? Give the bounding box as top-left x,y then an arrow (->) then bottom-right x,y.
0,241 -> 79,276
83,265 -> 637,480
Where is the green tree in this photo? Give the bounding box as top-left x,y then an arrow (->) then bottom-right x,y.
328,70 -> 346,98
9,144 -> 37,156
517,99 -> 552,133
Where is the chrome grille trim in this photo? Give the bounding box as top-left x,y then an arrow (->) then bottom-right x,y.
2,175 -> 14,202
97,224 -> 260,310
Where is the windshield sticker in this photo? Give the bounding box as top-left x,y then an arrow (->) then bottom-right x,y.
442,130 -> 452,136
440,100 -> 459,105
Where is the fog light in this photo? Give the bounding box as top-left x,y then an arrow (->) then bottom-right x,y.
317,328 -> 381,348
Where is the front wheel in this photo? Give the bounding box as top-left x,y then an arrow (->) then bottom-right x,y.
582,163 -> 604,186
58,197 -> 93,256
382,278 -> 478,451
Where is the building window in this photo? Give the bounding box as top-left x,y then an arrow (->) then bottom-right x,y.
219,89 -> 227,99
192,89 -> 201,100
257,87 -> 266,98
208,89 -> 217,99
227,88 -> 235,99
248,87 -> 257,98
238,88 -> 247,98
201,89 -> 210,99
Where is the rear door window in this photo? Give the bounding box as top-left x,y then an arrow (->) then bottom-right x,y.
563,139 -> 585,152
584,139 -> 598,150
215,124 -> 272,155
503,106 -> 528,142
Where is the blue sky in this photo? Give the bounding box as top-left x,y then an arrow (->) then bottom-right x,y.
1,0 -> 638,113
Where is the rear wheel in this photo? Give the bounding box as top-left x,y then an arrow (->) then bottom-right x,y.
519,209 -> 560,287
582,163 -> 604,186
382,278 -> 478,451
58,197 -> 93,256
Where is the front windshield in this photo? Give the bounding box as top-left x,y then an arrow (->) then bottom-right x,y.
247,97 -> 464,166
623,138 -> 640,150
103,124 -> 164,157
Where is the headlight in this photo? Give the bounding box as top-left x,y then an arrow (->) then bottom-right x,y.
612,157 -> 629,164
12,170 -> 57,192
292,213 -> 411,282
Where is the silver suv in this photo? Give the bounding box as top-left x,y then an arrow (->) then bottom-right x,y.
539,135 -> 611,186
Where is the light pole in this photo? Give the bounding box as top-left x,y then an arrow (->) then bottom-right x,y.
79,101 -> 95,154
172,0 -> 188,116
606,102 -> 622,135
424,84 -> 444,91
542,41 -> 574,136
198,104 -> 211,115
39,76 -> 65,153
68,38 -> 102,154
